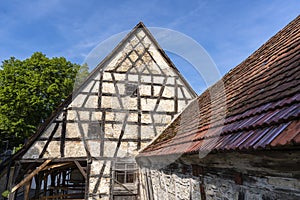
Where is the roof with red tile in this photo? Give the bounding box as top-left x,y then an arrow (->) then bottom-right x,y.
137,15 -> 300,158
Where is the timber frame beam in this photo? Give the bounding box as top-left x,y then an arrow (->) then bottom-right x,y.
11,159 -> 52,193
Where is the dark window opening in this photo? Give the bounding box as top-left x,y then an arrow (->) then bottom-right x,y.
125,84 -> 138,97
88,122 -> 102,139
115,171 -> 136,184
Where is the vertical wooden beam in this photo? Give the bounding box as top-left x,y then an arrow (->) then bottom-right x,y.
174,77 -> 178,113
85,161 -> 91,200
200,182 -> 206,200
143,169 -> 154,200
8,163 -> 21,200
137,73 -> 142,150
24,179 -> 31,200
34,174 -> 42,199
151,75 -> 154,96
143,170 -> 149,200
98,71 -> 103,109
136,168 -> 141,200
60,108 -> 67,157
7,166 -> 15,192
148,170 -> 154,200
58,171 -> 62,196
100,112 -> 106,157
109,161 -> 114,200
43,171 -> 48,196
50,173 -> 55,196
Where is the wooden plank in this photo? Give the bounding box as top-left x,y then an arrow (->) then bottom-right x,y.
113,179 -> 136,195
42,192 -> 84,199
147,170 -> 154,200
11,159 -> 51,193
74,160 -> 87,179
42,162 -> 72,171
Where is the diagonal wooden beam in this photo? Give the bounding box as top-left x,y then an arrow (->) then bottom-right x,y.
74,160 -> 87,179
113,178 -> 136,195
11,159 -> 52,193
39,122 -> 59,158
42,162 -> 72,171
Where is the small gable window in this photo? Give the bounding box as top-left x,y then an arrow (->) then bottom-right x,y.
114,162 -> 137,184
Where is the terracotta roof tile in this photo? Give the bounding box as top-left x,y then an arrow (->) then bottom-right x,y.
138,15 -> 300,158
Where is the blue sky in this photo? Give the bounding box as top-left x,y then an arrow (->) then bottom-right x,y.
1,0 -> 299,93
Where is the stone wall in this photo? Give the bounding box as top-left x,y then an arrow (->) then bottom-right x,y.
139,151 -> 300,200
141,167 -> 300,200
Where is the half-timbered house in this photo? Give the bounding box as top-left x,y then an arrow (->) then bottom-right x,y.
0,22 -> 196,200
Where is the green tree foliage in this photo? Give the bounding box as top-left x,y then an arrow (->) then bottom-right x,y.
0,52 -> 89,150
74,63 -> 89,89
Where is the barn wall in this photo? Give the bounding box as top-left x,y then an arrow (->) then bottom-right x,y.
140,166 -> 300,200
139,150 -> 300,200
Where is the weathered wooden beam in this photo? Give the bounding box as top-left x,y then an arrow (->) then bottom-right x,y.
19,157 -> 87,163
60,108 -> 67,157
137,76 -> 142,150
100,111 -> 105,157
24,179 -> 32,200
113,113 -> 129,157
74,160 -> 87,179
11,159 -> 51,193
39,122 -> 59,158
113,179 -> 136,195
42,162 -> 72,171
41,192 -> 84,199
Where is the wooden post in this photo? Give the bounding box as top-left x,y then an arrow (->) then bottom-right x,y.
24,179 -> 32,200
50,173 -> 55,196
43,171 -> 48,197
34,174 -> 42,199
